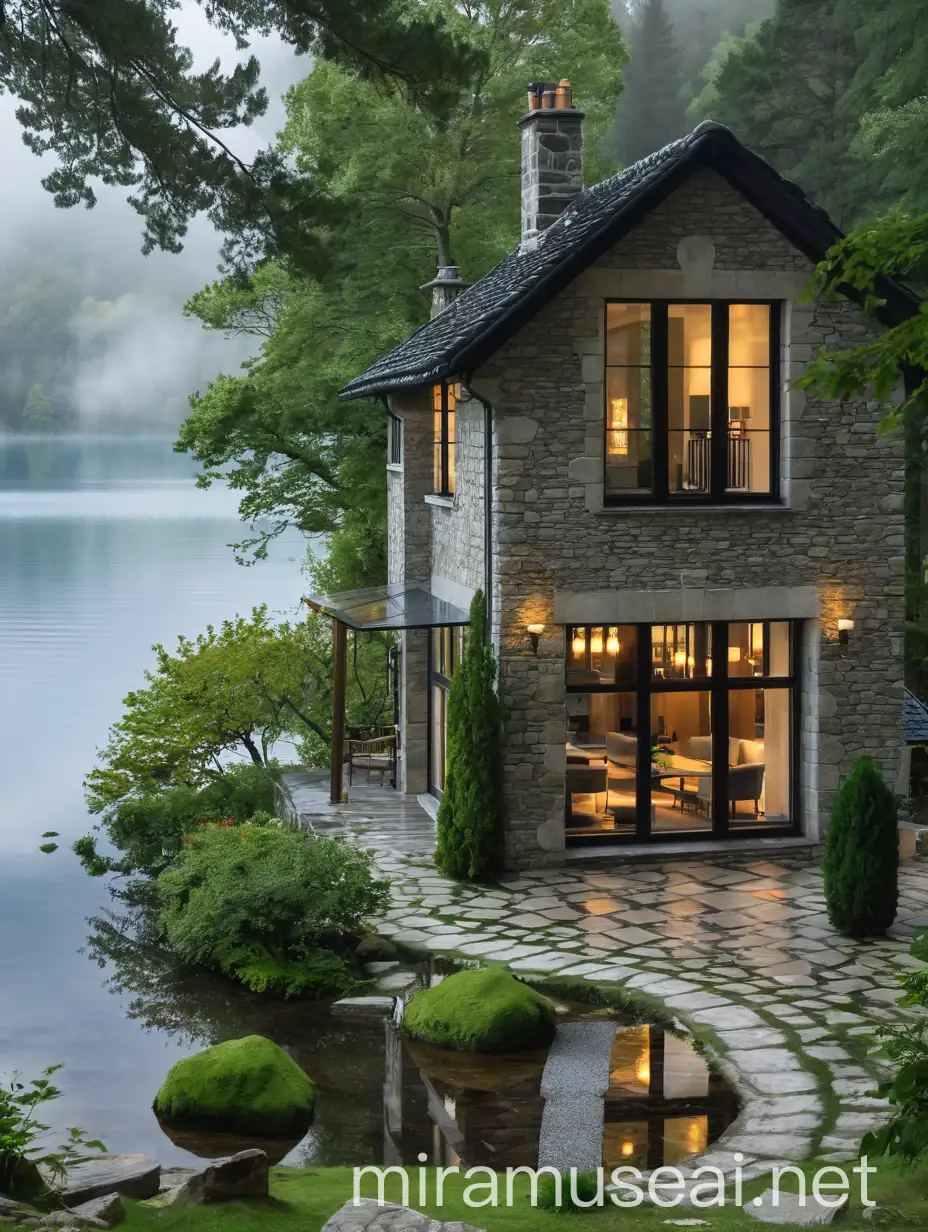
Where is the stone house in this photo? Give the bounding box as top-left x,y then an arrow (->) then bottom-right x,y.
326,91 -> 918,869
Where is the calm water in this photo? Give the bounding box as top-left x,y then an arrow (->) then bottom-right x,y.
0,436 -> 737,1171
0,435 -> 313,1162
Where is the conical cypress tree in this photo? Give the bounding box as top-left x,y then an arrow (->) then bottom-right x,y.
823,756 -> 898,937
435,590 -> 503,879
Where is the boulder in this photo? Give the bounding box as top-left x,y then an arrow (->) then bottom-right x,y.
322,1199 -> 485,1232
139,1150 -> 267,1209
153,1035 -> 315,1137
42,1155 -> 160,1206
69,1194 -> 124,1228
355,934 -> 399,962
404,967 -> 556,1053
744,1190 -> 849,1225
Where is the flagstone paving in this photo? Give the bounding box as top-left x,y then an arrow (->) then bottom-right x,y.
284,776 -> 928,1183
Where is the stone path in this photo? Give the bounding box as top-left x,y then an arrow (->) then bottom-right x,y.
538,1021 -> 617,1172
283,776 -> 928,1180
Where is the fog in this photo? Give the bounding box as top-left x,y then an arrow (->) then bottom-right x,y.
0,4 -> 306,432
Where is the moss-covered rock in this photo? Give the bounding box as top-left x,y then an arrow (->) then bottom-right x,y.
404,967 -> 556,1053
153,1035 -> 315,1137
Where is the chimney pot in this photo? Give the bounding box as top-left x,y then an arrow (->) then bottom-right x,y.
519,83 -> 584,248
420,265 -> 469,319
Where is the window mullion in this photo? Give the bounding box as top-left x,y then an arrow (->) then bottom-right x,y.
710,303 -> 729,502
652,303 -> 669,501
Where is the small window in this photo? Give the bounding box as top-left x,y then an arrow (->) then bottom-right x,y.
388,414 -> 403,466
604,301 -> 777,503
432,382 -> 460,496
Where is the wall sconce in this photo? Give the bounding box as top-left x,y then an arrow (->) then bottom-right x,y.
838,618 -> 854,647
527,623 -> 545,655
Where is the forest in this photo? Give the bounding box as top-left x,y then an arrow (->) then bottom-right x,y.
1,0 -> 925,441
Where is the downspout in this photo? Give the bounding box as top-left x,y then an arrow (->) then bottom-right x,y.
467,384 -> 493,634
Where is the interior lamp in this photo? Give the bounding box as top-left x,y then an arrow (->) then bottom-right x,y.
527,623 -> 545,655
606,627 -> 620,656
728,645 -> 742,663
838,618 -> 854,647
571,629 -> 586,656
673,649 -> 686,669
590,628 -> 604,655
609,397 -> 629,455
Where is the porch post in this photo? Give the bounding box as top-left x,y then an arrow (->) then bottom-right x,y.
331,617 -> 348,803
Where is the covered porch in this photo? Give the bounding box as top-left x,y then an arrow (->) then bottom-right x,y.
302,582 -> 469,804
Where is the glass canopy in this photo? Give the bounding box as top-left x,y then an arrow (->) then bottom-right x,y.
304,583 -> 470,631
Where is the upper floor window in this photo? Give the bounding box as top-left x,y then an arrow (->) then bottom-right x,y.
604,301 -> 778,504
432,382 -> 461,496
388,413 -> 403,466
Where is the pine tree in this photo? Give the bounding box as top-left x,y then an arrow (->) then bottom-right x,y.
823,756 -> 899,937
615,0 -> 687,164
435,590 -> 504,880
21,383 -> 58,432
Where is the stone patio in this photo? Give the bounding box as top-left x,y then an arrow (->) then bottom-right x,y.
283,775 -> 928,1182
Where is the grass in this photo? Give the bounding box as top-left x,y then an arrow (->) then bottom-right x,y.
119,1160 -> 928,1231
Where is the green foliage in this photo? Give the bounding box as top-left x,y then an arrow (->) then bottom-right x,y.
537,1171 -> 602,1213
404,967 -> 556,1053
76,762 -> 278,879
862,1020 -> 928,1164
155,820 -> 390,997
153,1035 -> 315,1136
0,1065 -> 105,1197
822,756 -> 898,936
37,843 -> 58,855
614,0 -> 686,163
435,590 -> 504,881
180,2 -> 626,570
0,0 -> 484,266
83,606 -> 358,813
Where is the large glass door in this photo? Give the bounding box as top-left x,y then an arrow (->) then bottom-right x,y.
565,620 -> 800,844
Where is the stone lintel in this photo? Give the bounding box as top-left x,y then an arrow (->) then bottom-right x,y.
553,585 -> 820,626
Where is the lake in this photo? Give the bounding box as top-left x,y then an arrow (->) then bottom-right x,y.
0,435 -> 316,1163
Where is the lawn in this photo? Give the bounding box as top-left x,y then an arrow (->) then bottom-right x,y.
120,1160 -> 928,1230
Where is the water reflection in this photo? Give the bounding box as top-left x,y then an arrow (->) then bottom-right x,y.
87,912 -> 738,1169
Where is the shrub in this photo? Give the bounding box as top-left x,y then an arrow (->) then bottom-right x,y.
0,1065 -> 105,1197
537,1171 -> 601,1213
404,967 -> 556,1052
435,590 -> 503,880
156,821 -> 390,997
153,1035 -> 315,1136
75,762 -> 279,878
862,1019 -> 928,1163
823,755 -> 898,936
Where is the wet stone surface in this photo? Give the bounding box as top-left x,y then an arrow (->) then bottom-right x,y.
287,778 -> 928,1175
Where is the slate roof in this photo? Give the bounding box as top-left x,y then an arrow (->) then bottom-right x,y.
340,120 -> 919,401
904,689 -> 928,744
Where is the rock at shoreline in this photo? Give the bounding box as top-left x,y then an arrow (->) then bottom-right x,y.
355,934 -> 399,962
322,1199 -> 486,1232
140,1150 -> 268,1208
69,1193 -> 124,1228
404,968 -> 556,1053
154,1035 -> 315,1137
39,1155 -> 160,1206
331,996 -> 396,1018
744,1189 -> 849,1225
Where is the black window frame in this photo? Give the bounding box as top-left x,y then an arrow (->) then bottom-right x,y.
432,382 -> 457,497
565,620 -> 801,844
603,299 -> 781,506
388,413 -> 403,466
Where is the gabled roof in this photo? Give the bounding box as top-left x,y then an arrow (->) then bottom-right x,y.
340,121 -> 919,401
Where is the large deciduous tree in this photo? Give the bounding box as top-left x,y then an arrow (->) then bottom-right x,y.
178,0 -> 627,576
0,0 -> 483,267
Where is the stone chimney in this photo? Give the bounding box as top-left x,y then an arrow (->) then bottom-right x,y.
519,80 -> 584,249
420,265 -> 469,319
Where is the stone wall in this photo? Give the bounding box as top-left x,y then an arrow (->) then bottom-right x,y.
468,169 -> 905,868
430,394 -> 486,603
